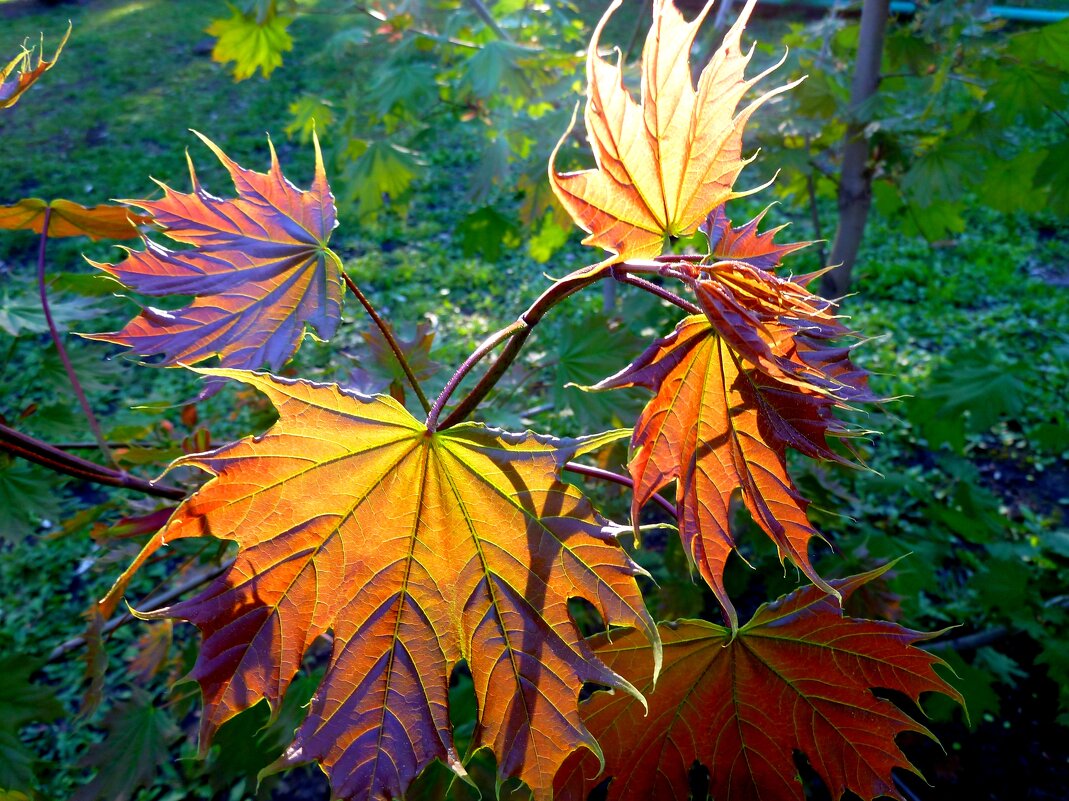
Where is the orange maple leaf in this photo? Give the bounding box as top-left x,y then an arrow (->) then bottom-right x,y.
101,370 -> 658,801
85,134 -> 341,378
0,24 -> 69,110
0,198 -> 149,241
549,0 -> 797,264
555,567 -> 963,801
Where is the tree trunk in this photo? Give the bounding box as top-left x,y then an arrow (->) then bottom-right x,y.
823,0 -> 890,297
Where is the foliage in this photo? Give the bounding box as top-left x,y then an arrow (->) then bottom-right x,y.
754,4 -> 1069,243
1,1 -> 1066,800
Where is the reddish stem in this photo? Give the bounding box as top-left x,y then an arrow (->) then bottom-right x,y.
0,422 -> 185,500
563,461 -> 676,518
341,270 -> 432,414
431,260 -> 699,430
36,207 -> 115,466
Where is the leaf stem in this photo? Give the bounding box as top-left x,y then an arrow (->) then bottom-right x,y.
0,421 -> 185,500
341,269 -> 432,413
36,207 -> 116,467
563,461 -> 676,518
431,259 -> 700,431
429,267 -> 600,430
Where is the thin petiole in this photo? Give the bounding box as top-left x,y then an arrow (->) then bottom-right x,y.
340,267 -> 432,414
36,207 -> 116,467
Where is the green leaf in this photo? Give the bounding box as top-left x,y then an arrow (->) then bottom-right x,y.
285,96 -> 334,143
342,140 -> 426,216
460,41 -> 530,100
979,150 -> 1047,214
986,62 -> 1068,127
0,461 -> 63,543
902,143 -> 974,203
1010,19 -> 1069,71
0,655 -> 63,792
207,671 -> 320,796
455,206 -> 519,261
207,5 -> 293,81
72,690 -> 178,801
1036,139 -> 1069,217
553,314 -> 645,430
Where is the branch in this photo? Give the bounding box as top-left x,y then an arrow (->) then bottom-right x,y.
563,461 -> 676,519
0,422 -> 185,500
36,207 -> 115,466
432,259 -> 691,431
464,0 -> 512,42
46,560 -> 230,663
341,270 -> 432,414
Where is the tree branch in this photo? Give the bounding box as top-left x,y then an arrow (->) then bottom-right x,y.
0,422 -> 185,500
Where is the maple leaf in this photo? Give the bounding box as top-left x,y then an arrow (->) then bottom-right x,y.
0,654 -> 64,792
72,689 -> 178,801
100,370 -> 658,801
85,133 -> 341,379
549,0 -> 797,264
554,567 -> 963,801
0,199 -> 149,241
0,24 -> 69,110
207,6 -> 293,81
702,204 -> 811,270
594,311 -> 870,629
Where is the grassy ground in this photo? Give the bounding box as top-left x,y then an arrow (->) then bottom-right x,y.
1,0 -> 1068,799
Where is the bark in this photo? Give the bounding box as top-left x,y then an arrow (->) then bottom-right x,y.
823,0 -> 890,297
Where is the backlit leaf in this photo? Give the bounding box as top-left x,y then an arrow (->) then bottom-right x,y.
701,204 -> 811,270
0,24 -> 69,110
554,568 -> 962,801
0,199 -> 149,241
100,370 -> 658,801
549,0 -> 796,263
595,312 -> 867,628
207,6 -> 293,81
85,134 -> 341,380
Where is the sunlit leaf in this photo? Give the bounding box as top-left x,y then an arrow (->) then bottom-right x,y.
207,5 -> 293,81
0,199 -> 149,241
555,567 -> 962,801
85,133 -> 341,381
0,24 -> 69,110
550,0 -> 796,263
100,370 -> 658,800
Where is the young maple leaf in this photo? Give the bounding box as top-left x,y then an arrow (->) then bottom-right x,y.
549,0 -> 797,263
554,566 -> 963,801
595,314 -> 865,629
702,203 -> 811,270
0,198 -> 149,241
85,134 -> 341,379
0,24 -> 69,110
100,370 -> 658,801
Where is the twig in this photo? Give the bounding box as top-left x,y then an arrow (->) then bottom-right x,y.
464,0 -> 512,42
0,422 -> 185,500
613,271 -> 700,314
341,270 -> 432,414
46,561 -> 231,663
564,461 -> 676,518
36,207 -> 115,467
432,259 -> 684,431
